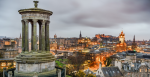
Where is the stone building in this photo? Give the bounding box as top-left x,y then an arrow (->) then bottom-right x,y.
0,39 -> 4,49
0,38 -> 19,58
96,62 -> 123,77
0,58 -> 16,69
0,49 -> 18,58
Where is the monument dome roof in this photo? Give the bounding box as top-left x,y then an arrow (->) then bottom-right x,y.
18,1 -> 53,15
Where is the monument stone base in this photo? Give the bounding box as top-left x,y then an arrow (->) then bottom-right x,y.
14,51 -> 56,77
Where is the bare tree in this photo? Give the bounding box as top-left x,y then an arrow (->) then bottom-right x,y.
67,52 -> 86,71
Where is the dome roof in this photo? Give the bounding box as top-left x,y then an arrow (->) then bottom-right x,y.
18,1 -> 53,15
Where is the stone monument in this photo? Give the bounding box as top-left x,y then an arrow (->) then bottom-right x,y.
14,1 -> 56,77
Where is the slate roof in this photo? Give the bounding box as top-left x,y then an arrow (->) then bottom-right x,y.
84,68 -> 95,75
96,75 -> 101,77
101,66 -> 123,77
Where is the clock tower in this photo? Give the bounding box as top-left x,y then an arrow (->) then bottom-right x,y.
116,30 -> 127,52
119,30 -> 125,44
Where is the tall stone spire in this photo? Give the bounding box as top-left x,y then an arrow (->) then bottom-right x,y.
132,35 -> 137,50
133,35 -> 135,43
79,30 -> 82,38
20,33 -> 21,39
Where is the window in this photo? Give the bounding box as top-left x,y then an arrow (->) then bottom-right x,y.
13,62 -> 16,66
1,63 -> 6,66
140,69 -> 141,72
145,69 -> 147,72
7,63 -> 12,66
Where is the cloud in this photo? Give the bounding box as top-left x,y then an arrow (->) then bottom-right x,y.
60,0 -> 150,28
0,0 -> 150,40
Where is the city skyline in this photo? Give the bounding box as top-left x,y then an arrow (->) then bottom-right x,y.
1,0 -> 150,40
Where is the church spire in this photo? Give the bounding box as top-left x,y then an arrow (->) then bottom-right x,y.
79,31 -> 82,38
132,35 -> 137,50
133,35 -> 135,43
20,33 -> 21,39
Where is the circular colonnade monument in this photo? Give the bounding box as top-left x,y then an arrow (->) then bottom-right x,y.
14,1 -> 56,77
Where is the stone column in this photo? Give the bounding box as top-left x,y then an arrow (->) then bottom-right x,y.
32,19 -> 38,51
3,67 -> 6,77
58,69 -> 61,77
8,71 -> 12,77
41,20 -> 46,51
63,65 -> 66,77
33,72 -> 38,77
39,23 -> 41,50
31,22 -> 33,51
24,19 -> 29,51
21,20 -> 25,52
45,21 -> 50,52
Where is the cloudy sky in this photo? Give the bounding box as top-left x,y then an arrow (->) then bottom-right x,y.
0,0 -> 150,40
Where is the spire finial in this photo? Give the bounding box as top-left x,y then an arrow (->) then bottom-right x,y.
33,1 -> 39,8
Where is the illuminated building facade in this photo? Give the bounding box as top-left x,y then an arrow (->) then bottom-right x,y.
78,37 -> 91,48
116,31 -> 127,52
0,58 -> 16,69
50,34 -> 57,50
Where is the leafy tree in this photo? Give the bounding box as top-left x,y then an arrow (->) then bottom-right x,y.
87,74 -> 96,77
76,70 -> 85,77
56,60 -> 65,68
104,57 -> 112,67
66,75 -> 72,77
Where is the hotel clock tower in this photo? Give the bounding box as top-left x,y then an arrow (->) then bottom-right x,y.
119,30 -> 125,44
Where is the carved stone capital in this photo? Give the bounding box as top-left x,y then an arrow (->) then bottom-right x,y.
24,19 -> 29,23
21,20 -> 24,23
42,20 -> 46,25
46,21 -> 50,25
33,19 -> 38,23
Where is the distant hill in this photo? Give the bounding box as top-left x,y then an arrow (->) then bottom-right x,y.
0,36 -> 6,39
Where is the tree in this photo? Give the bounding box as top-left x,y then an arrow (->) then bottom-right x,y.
55,59 -> 65,68
0,53 -> 3,58
67,53 -> 85,71
87,74 -> 96,77
104,57 -> 112,67
76,70 -> 85,77
66,66 -> 76,77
